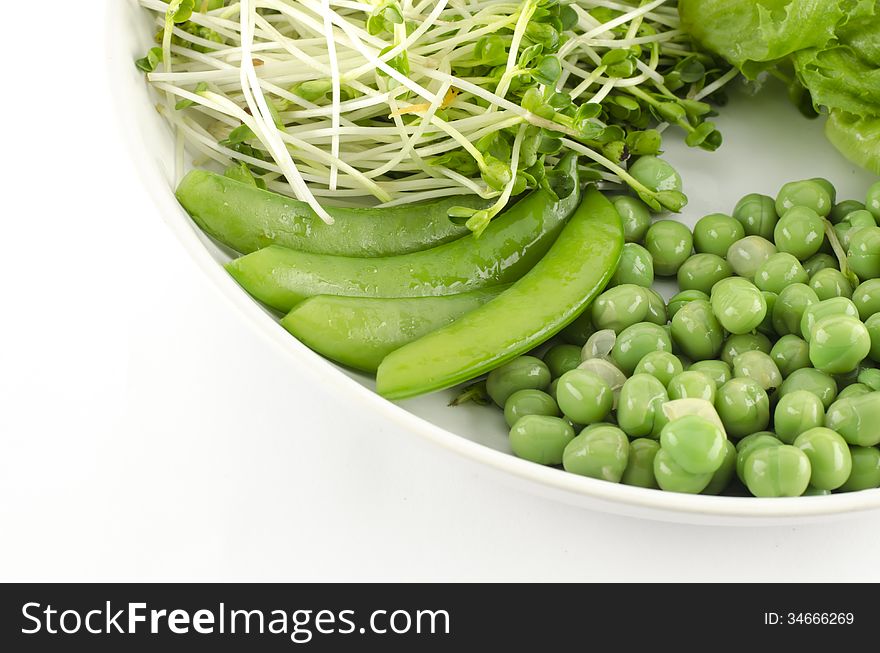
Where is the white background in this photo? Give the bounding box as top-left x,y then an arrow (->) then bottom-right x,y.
2,1 -> 879,582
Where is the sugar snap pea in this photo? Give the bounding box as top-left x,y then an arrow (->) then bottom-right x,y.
227,156 -> 582,312
376,186 -> 624,399
280,286 -> 505,373
177,169 -> 490,256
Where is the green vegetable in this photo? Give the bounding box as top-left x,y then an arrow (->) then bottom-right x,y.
847,226 -> 880,280
809,268 -> 853,300
177,170 -> 491,256
793,427 -> 852,490
702,440 -> 737,495
808,315 -> 870,374
677,253 -> 732,295
693,213 -> 745,258
486,356 -> 552,407
611,196 -> 653,244
667,289 -> 710,319
610,323 -> 671,376
732,351 -> 782,392
773,206 -> 826,260
776,181 -> 833,218
591,285 -> 652,333
617,374 -> 668,439
804,253 -> 839,276
509,415 -> 574,465
556,369 -> 614,425
609,244 -> 654,288
800,297 -> 859,342
726,236 -> 777,279
645,220 -> 693,276
736,432 -> 783,483
778,367 -> 838,409
563,426 -> 629,482
670,299 -> 724,361
668,371 -> 716,403
733,194 -> 778,240
229,156 -> 581,312
825,391 -> 880,446
720,333 -> 772,368
621,439 -> 661,489
838,446 -> 880,491
715,378 -> 770,439
772,283 -> 819,336
688,360 -> 732,388
543,344 -> 582,379
711,277 -> 767,334
376,186 -> 623,399
635,352 -> 685,388
743,445 -> 812,498
753,253 -> 809,294
281,286 -> 504,373
853,279 -> 880,319
504,390 -> 559,428
773,390 -> 825,444
770,334 -> 811,378
660,415 -> 727,475
653,449 -> 712,494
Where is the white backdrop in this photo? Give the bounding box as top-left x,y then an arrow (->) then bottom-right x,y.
1,1 -> 879,582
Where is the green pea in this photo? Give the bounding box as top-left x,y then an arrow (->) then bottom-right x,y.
733,193 -> 778,240
715,378 -> 770,439
486,356 -> 551,406
616,373 -> 668,438
591,285 -> 652,334
753,252 -> 809,294
857,367 -> 880,391
653,449 -> 713,494
803,486 -> 832,496
720,333 -> 772,368
852,279 -> 880,320
776,179 -> 833,217
504,389 -> 559,428
645,220 -> 693,276
772,283 -> 819,336
867,181 -> 880,222
660,414 -> 727,475
825,391 -> 880,446
609,243 -> 654,287
809,268 -> 853,301
543,344 -> 582,379
560,310 -> 594,346
677,253 -> 732,294
621,438 -> 660,489
847,226 -> 880,281
711,277 -> 767,334
810,178 -> 837,205
688,360 -> 731,388
773,206 -> 825,261
701,440 -> 737,495
793,427 -> 852,490
562,425 -> 630,482
644,288 -> 668,326
671,299 -> 724,361
829,199 -> 866,224
693,213 -> 745,258
743,445 -> 812,497
629,155 -> 682,194
837,382 -> 871,400
778,368 -> 838,409
508,415 -> 575,465
836,210 -> 875,249
667,370 -> 716,403
773,390 -> 825,444
726,236 -> 777,279
667,289 -> 709,319
800,297 -> 860,342
556,369 -> 613,425
611,322 -> 671,376
837,446 -> 880,492
732,351 -> 782,392
867,313 -> 880,362
611,195 -> 652,243
769,334 -> 811,377
634,351 -> 684,387
757,291 -> 778,337
735,432 -> 782,482
808,315 -> 870,374
803,253 -> 838,277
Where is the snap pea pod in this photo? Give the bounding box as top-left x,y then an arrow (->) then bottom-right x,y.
376,186 -> 624,399
227,155 -> 581,312
176,170 -> 490,256
280,286 -> 506,373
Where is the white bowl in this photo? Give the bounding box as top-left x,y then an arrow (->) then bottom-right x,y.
108,0 -> 880,524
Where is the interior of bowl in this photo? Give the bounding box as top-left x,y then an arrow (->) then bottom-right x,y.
110,0 -> 880,522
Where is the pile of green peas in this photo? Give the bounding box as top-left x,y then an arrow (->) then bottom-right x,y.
487,178 -> 880,498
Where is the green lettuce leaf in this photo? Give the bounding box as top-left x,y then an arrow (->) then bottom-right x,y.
678,0 -> 868,78
794,46 -> 880,116
836,10 -> 880,67
825,110 -> 880,175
